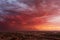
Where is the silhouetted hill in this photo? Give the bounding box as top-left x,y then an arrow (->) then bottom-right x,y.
0,31 -> 59,40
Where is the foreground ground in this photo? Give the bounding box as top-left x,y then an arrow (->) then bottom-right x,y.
0,31 -> 59,40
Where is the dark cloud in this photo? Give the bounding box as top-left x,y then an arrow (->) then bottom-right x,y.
0,0 -> 60,31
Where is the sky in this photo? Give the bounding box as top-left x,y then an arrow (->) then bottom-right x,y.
0,0 -> 60,31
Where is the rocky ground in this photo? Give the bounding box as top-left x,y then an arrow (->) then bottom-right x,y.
0,31 -> 59,40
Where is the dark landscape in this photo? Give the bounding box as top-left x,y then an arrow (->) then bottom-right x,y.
0,31 -> 60,40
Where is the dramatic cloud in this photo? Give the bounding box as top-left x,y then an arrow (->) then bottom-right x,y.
0,0 -> 60,31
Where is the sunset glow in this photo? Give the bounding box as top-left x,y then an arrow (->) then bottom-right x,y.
0,0 -> 60,31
